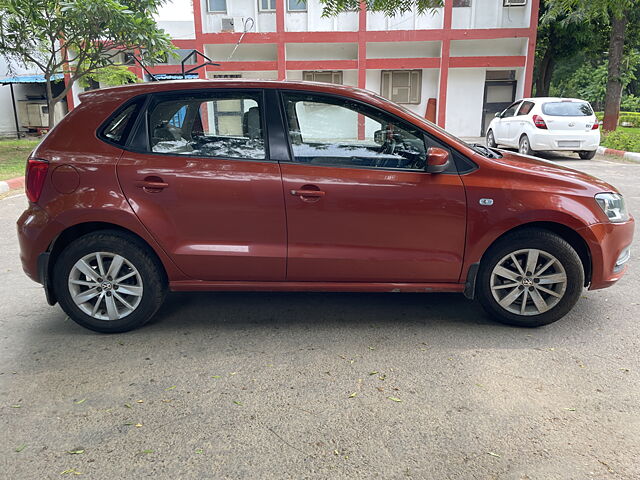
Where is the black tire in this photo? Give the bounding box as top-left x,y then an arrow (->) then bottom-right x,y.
53,230 -> 167,333
476,229 -> 584,327
518,135 -> 535,156
486,129 -> 497,148
578,150 -> 597,160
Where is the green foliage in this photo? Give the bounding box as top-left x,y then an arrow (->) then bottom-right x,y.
320,0 -> 443,16
621,94 -> 640,112
79,65 -> 139,88
601,129 -> 640,152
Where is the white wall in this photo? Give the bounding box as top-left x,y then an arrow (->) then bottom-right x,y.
206,70 -> 278,80
286,43 -> 358,61
205,43 -> 278,61
367,41 -> 440,59
452,0 -> 530,29
366,68 -> 438,119
450,38 -> 527,57
444,68 -> 486,136
285,0 -> 358,32
367,8 -> 443,30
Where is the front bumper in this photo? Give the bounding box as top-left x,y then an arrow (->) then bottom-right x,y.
579,218 -> 635,290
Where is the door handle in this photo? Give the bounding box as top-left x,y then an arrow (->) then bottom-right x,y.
135,176 -> 169,192
290,189 -> 325,198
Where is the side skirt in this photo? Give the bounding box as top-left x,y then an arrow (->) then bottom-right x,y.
170,281 -> 465,294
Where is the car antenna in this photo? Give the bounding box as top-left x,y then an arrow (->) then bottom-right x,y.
181,50 -> 221,79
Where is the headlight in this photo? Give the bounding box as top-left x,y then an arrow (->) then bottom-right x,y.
595,193 -> 630,223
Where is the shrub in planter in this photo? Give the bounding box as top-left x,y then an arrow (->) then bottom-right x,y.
601,130 -> 640,152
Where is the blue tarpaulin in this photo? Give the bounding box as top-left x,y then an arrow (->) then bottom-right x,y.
0,73 -> 64,84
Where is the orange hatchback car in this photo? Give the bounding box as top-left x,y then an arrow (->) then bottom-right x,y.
17,80 -> 634,332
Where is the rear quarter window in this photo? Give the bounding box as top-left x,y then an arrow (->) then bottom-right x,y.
542,102 -> 593,116
100,99 -> 144,146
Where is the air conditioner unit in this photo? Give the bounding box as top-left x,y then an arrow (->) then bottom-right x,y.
220,17 -> 235,32
504,0 -> 527,6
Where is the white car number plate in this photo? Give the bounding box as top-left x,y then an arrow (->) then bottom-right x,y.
558,141 -> 580,148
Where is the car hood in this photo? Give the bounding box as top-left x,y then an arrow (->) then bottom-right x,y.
488,150 -> 618,195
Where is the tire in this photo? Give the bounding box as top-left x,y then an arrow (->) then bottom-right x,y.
578,150 -> 597,160
518,135 -> 535,156
476,229 -> 584,327
486,129 -> 497,148
53,230 -> 167,333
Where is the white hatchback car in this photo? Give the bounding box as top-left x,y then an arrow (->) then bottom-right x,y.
486,97 -> 600,159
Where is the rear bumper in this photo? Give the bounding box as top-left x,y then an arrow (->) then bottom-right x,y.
529,130 -> 600,151
17,203 -> 61,284
579,218 -> 635,290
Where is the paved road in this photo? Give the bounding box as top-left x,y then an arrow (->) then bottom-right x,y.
1,153 -> 639,479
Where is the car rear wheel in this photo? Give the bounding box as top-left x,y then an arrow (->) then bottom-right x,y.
486,129 -> 497,148
578,150 -> 597,160
477,229 -> 584,327
54,230 -> 167,333
518,135 -> 535,156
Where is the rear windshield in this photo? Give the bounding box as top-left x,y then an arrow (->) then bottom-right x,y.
542,101 -> 593,116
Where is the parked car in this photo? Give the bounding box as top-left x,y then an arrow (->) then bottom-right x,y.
486,97 -> 600,159
17,80 -> 633,333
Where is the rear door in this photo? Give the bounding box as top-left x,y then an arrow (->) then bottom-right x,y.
117,89 -> 287,281
277,91 -> 467,283
508,100 -> 535,144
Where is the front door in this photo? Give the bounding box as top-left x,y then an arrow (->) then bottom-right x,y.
117,89 -> 287,281
278,92 -> 467,283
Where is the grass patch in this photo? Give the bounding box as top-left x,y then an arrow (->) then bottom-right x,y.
601,127 -> 640,152
0,138 -> 40,181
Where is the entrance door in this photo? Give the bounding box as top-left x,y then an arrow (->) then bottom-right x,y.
481,80 -> 516,136
117,89 -> 287,281
278,91 -> 467,283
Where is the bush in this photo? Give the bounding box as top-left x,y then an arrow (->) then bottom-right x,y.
594,111 -> 640,125
621,95 -> 640,113
601,130 -> 640,152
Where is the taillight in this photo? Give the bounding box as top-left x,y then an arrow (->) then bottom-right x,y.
25,158 -> 49,203
532,115 -> 548,129
591,122 -> 600,130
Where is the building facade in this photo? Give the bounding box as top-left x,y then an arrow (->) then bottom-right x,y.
1,0 -> 539,138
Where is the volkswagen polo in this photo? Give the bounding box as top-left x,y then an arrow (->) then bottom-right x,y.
17,80 -> 634,332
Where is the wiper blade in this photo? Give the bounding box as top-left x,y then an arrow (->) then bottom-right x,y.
469,143 -> 501,158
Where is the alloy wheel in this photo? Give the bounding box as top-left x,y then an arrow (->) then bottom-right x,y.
519,138 -> 529,154
490,248 -> 567,316
68,251 -> 143,321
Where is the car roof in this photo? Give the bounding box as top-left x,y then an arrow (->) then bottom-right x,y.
78,78 -> 368,102
519,97 -> 591,103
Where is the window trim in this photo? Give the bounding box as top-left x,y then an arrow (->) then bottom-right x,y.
287,0 -> 307,12
206,0 -> 227,13
125,88 -> 274,163
258,0 -> 276,12
380,70 -> 422,105
277,89 -> 460,174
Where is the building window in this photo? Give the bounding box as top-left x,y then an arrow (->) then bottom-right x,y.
207,0 -> 226,13
381,70 -> 422,104
288,0 -> 307,12
259,0 -> 276,11
453,0 -> 471,6
303,71 -> 343,84
486,70 -> 516,81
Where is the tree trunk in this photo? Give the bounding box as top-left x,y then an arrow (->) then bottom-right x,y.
602,14 -> 627,132
535,47 -> 554,97
45,77 -> 56,130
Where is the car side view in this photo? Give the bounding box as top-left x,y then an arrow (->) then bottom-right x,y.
486,97 -> 600,159
17,80 -> 634,333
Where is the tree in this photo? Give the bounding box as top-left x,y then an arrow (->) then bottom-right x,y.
0,0 -> 174,128
544,0 -> 640,131
320,0 -> 442,16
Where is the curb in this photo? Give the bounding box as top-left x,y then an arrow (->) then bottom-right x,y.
597,146 -> 640,163
0,176 -> 25,194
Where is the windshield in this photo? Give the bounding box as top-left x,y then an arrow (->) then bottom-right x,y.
542,101 -> 593,116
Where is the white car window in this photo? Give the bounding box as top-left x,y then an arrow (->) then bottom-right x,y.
501,101 -> 521,118
542,102 -> 593,116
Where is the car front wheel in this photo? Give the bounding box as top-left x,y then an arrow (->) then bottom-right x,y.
486,129 -> 497,148
54,230 -> 167,333
477,229 -> 584,327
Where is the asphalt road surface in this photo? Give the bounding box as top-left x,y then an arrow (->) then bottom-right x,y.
1,152 -> 639,479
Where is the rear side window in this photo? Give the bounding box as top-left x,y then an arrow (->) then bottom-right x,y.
517,101 -> 534,116
542,101 -> 593,116
146,91 -> 265,160
102,102 -> 142,145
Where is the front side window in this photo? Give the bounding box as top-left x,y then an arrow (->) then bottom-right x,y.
542,101 -> 593,116
282,92 -> 431,170
147,92 -> 265,160
207,0 -> 226,13
259,0 -> 276,11
501,101 -> 521,118
288,0 -> 307,11
381,70 -> 422,104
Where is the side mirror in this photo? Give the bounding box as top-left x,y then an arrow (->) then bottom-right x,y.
426,147 -> 450,174
494,111 -> 502,118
